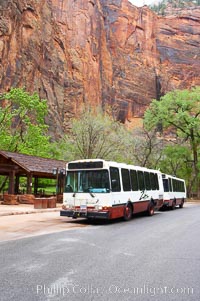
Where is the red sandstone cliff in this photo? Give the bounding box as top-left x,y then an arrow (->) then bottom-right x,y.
0,0 -> 199,137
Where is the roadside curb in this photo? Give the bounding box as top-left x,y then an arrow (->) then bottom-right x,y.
0,208 -> 61,217
186,200 -> 200,204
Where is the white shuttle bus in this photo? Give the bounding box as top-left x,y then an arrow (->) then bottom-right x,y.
162,174 -> 186,209
60,159 -> 165,221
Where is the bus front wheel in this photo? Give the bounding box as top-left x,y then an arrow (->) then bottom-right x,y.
123,203 -> 133,221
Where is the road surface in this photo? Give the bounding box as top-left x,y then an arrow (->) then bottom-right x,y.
0,203 -> 200,301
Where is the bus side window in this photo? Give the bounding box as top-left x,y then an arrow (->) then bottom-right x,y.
150,173 -> 157,190
169,178 -> 172,191
121,168 -> 131,191
138,171 -> 145,191
110,167 -> 121,192
130,170 -> 139,191
181,181 -> 185,192
154,173 -> 159,190
172,179 -> 176,191
144,172 -> 151,190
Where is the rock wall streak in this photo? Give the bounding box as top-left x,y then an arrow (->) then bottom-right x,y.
0,0 -> 200,136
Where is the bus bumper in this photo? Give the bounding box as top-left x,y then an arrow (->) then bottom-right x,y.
60,210 -> 110,219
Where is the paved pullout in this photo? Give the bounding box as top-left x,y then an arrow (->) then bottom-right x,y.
0,203 -> 200,301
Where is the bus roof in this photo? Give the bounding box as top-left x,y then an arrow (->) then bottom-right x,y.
162,173 -> 185,182
66,159 -> 161,174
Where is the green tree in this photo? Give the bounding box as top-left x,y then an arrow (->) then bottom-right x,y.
70,107 -> 131,161
0,88 -> 51,157
129,127 -> 164,168
144,86 -> 200,197
55,107 -> 133,163
158,143 -> 194,194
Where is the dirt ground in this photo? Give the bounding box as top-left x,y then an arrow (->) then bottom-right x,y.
0,211 -> 88,242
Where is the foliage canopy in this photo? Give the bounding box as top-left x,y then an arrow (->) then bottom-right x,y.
55,107 -> 133,162
144,86 -> 200,196
0,88 -> 51,157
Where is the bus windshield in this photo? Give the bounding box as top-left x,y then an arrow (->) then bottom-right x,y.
65,170 -> 110,193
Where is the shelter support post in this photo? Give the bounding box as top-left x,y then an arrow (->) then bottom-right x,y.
27,174 -> 33,194
15,175 -> 20,194
8,170 -> 15,194
34,176 -> 38,195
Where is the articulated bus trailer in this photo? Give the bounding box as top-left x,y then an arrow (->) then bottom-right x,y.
162,174 -> 186,210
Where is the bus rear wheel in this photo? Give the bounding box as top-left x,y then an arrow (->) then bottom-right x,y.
123,203 -> 133,221
179,199 -> 184,208
171,200 -> 176,210
147,203 -> 155,216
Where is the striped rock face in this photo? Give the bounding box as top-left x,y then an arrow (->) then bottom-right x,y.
0,0 -> 200,136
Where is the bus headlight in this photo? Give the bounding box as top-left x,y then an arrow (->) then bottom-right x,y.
95,205 -> 102,210
63,204 -> 74,209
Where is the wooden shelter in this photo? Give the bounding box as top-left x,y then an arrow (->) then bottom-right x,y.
0,150 -> 67,195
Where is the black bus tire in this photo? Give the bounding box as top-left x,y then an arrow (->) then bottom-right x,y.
179,199 -> 184,208
123,203 -> 133,221
147,203 -> 155,216
171,200 -> 176,210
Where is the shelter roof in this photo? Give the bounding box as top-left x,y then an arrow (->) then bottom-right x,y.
0,150 -> 67,178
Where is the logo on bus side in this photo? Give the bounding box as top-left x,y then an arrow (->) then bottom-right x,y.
139,190 -> 149,200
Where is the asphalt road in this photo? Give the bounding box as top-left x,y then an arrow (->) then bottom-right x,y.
0,203 -> 200,301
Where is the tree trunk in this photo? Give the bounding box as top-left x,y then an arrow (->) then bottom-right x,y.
192,141 -> 200,198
